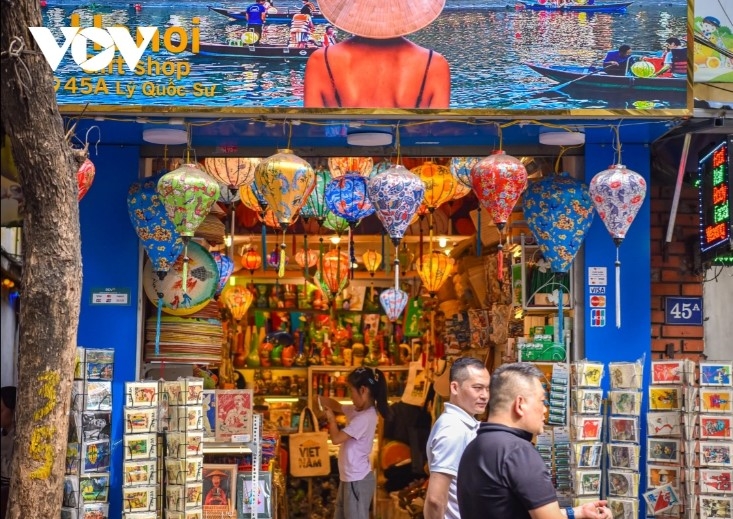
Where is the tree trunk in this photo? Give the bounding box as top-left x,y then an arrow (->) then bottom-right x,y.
1,2 -> 83,518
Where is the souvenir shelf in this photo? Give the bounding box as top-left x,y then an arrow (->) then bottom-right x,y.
62,347 -> 114,519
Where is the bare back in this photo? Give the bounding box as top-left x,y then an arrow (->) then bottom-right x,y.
304,37 -> 451,108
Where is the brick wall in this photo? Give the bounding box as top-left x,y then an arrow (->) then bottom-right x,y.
650,184 -> 705,362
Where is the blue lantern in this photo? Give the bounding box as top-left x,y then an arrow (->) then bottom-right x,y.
380,288 -> 409,322
211,252 -> 234,296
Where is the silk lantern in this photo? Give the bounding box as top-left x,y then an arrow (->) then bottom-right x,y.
300,167 -> 331,224
362,250 -> 383,277
211,251 -> 235,296
368,165 -> 425,248
316,250 -> 350,306
328,157 -> 374,178
295,249 -> 319,269
450,157 -> 480,189
417,252 -> 454,297
523,172 -> 595,342
221,285 -> 254,322
158,163 -> 221,292
589,164 -> 647,328
239,182 -> 270,270
204,157 -> 259,190
241,247 -> 262,283
380,287 -> 409,322
470,151 -> 528,280
77,158 -> 95,201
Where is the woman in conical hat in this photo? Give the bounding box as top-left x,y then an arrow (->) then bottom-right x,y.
304,0 -> 450,108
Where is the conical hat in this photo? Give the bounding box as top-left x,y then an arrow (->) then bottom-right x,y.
318,0 -> 445,39
206,469 -> 230,478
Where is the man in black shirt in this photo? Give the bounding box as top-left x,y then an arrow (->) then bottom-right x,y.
457,363 -> 612,519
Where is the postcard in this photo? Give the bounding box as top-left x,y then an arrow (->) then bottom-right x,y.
573,389 -> 603,415
609,362 -> 644,389
699,496 -> 733,519
700,469 -> 733,494
575,443 -> 603,468
238,472 -> 273,519
123,460 -> 157,486
125,381 -> 158,408
63,475 -> 79,508
124,407 -> 157,435
82,411 -> 111,441
572,416 -> 603,441
700,361 -> 733,387
608,444 -> 640,470
80,503 -> 109,519
79,473 -> 109,503
60,508 -> 77,519
184,378 -> 205,406
162,380 -> 185,406
85,381 -> 112,411
215,389 -> 254,442
700,441 -> 733,467
576,470 -> 602,496
203,464 -> 237,512
170,405 -> 204,432
649,386 -> 682,411
66,442 -> 80,475
647,465 -> 680,489
84,348 -> 114,380
123,433 -> 157,461
122,485 -> 156,513
700,388 -> 733,413
202,389 -> 217,439
269,407 -> 293,432
608,470 -> 639,498
82,440 -> 110,472
647,438 -> 681,463
651,360 -> 684,385
610,390 -> 642,416
643,484 -> 680,515
576,361 -> 604,388
607,498 -> 637,519
700,414 -> 733,440
609,417 -> 639,443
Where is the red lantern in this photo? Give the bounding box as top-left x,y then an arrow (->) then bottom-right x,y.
77,158 -> 95,201
241,248 -> 262,276
470,151 -> 528,280
319,250 -> 350,296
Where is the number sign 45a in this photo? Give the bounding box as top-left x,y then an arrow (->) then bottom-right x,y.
665,296 -> 704,325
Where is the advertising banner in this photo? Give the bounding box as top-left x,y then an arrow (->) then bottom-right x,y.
37,0 -> 691,113
693,0 -> 733,83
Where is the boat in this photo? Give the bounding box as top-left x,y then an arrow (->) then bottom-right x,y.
526,64 -> 686,94
208,6 -> 328,24
190,41 -> 318,59
517,0 -> 633,12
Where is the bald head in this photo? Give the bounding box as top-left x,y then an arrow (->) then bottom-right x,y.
487,362 -> 544,416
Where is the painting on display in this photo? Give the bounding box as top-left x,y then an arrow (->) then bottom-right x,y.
36,0 -> 690,113
693,0 -> 733,83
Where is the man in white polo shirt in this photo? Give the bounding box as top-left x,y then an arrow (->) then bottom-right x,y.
424,357 -> 490,519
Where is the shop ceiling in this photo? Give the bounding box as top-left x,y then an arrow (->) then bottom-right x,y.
70,116 -> 678,158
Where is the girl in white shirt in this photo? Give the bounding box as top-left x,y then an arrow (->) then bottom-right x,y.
320,367 -> 391,519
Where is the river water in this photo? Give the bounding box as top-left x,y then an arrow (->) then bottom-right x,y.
43,0 -> 688,110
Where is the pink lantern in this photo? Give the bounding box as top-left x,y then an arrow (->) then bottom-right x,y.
589,164 -> 647,328
77,158 -> 95,201
470,151 -> 528,280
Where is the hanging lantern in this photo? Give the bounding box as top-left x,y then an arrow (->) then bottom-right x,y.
328,157 -> 374,178
367,165 -> 425,248
211,251 -> 235,296
77,158 -> 95,201
221,284 -> 254,322
295,249 -> 319,269
323,212 -> 351,235
379,287 -> 409,322
325,174 -> 375,223
411,161 -> 456,212
452,181 -> 472,200
397,244 -> 415,272
217,183 -> 241,206
255,149 -> 315,228
204,157 -> 259,189
158,163 -> 221,293
370,159 -> 394,178
362,250 -> 383,277
239,182 -> 268,213
258,208 -> 301,229
267,247 -> 288,270
241,248 -> 262,275
470,151 -> 528,280
523,172 -> 595,342
450,157 -> 480,189
417,252 -> 454,297
300,167 -> 331,224
589,164 -> 646,328
318,249 -> 350,296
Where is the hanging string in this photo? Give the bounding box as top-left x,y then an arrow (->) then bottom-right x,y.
615,245 -> 622,328
395,124 -> 402,165
229,207 -> 236,258
348,225 -> 356,280
286,121 -> 293,150
497,122 -> 504,151
613,122 -> 623,164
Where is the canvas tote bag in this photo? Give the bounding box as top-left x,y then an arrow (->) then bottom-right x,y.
289,407 -> 330,477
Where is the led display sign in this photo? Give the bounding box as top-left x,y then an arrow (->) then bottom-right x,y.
698,138 -> 732,260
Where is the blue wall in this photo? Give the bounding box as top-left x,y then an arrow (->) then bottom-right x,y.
584,142 -> 651,516
78,145 -> 141,519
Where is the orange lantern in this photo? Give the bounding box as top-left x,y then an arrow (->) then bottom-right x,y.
318,250 -> 350,296
295,249 -> 319,269
417,252 -> 454,296
411,161 -> 456,212
362,250 -> 383,277
221,285 -> 254,321
328,157 -> 374,178
241,248 -> 262,276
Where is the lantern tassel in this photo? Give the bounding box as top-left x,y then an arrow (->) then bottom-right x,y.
155,294 -> 163,356
181,240 -> 190,296
394,247 -> 400,291
278,242 -> 286,278
615,246 -> 621,329
557,285 -> 563,349
477,209 -> 482,257
261,221 -> 267,271
497,242 -> 504,281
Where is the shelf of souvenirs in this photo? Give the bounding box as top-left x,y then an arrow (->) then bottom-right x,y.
201,440 -> 254,454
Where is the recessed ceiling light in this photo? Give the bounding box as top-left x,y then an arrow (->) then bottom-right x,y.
347,131 -> 392,147
142,128 -> 188,145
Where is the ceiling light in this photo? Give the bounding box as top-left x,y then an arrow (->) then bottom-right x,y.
347,131 -> 392,147
438,236 -> 448,248
329,235 -> 342,245
168,117 -> 185,125
142,127 -> 188,145
538,128 -> 585,146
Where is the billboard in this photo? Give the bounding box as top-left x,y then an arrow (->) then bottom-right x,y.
38,0 -> 691,114
693,0 -> 733,83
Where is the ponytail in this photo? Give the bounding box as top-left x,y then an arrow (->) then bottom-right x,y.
347,367 -> 393,420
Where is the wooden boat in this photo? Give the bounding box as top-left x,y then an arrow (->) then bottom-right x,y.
208,6 -> 327,24
526,64 -> 686,93
517,0 -> 633,12
190,41 -> 318,59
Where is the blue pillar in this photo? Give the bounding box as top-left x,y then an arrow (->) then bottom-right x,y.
584,142 -> 651,517
78,145 -> 141,519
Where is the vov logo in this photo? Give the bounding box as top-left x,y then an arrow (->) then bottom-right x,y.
29,26 -> 159,72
